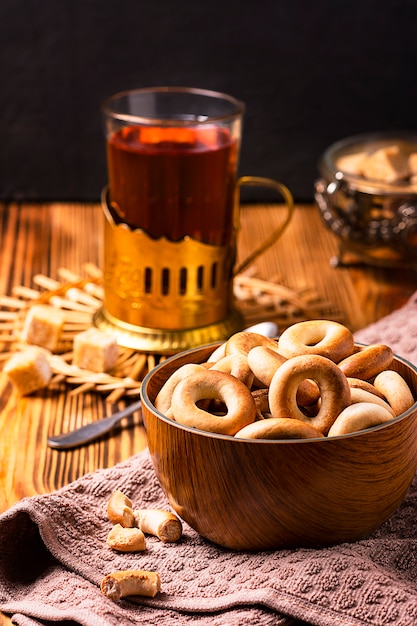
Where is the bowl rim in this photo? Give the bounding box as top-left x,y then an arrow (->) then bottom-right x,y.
319,130 -> 417,195
140,341 -> 417,444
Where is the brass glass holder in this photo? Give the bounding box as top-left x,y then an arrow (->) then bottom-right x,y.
93,189 -> 244,354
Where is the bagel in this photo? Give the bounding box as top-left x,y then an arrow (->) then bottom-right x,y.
347,377 -> 386,400
235,417 -> 324,440
247,345 -> 320,406
247,346 -> 286,387
373,370 -> 415,416
210,354 -> 254,388
277,320 -> 354,363
349,387 -> 395,417
338,344 -> 393,380
154,363 -> 207,415
269,354 -> 351,434
225,331 -> 279,357
170,369 -> 256,435
328,402 -> 394,437
207,341 -> 227,364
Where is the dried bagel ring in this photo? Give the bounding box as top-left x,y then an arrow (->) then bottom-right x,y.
338,344 -> 393,380
235,417 -> 324,440
347,377 -> 386,400
247,345 -> 286,387
154,363 -> 207,415
171,369 -> 256,436
207,341 -> 227,364
328,402 -> 394,437
210,354 -> 254,388
247,345 -> 319,406
278,320 -> 354,363
373,370 -> 415,416
225,331 -> 279,357
269,354 -> 351,434
349,387 -> 395,417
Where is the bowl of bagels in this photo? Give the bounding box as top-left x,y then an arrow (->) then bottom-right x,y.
140,319 -> 417,551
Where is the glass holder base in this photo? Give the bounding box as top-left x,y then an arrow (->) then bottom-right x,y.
93,305 -> 244,355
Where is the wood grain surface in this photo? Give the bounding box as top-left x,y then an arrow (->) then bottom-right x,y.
0,201 -> 416,625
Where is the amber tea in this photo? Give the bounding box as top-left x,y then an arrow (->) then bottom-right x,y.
107,124 -> 238,246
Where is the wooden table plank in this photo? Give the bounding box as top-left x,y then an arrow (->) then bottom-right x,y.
236,203 -> 416,330
0,200 -> 416,626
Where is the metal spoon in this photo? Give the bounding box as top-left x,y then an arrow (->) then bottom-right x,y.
244,321 -> 278,337
46,321 -> 278,450
47,398 -> 143,450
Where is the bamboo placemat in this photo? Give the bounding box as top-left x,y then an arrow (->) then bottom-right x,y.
0,261 -> 336,400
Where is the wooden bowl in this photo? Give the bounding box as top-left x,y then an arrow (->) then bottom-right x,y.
140,343 -> 417,551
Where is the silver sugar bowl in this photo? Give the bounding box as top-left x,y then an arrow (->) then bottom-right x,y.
315,131 -> 417,268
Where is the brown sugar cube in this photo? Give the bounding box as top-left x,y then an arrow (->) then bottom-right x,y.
4,348 -> 52,395
21,304 -> 65,352
73,328 -> 118,373
336,152 -> 366,175
359,145 -> 409,183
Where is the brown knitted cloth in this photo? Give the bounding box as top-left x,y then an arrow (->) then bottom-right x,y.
1,292 -> 417,626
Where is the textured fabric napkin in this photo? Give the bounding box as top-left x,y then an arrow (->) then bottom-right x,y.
1,291 -> 417,626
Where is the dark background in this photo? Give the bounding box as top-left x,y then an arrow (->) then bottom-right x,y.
1,0 -> 417,203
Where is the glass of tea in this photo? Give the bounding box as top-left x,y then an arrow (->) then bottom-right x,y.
97,87 -> 294,352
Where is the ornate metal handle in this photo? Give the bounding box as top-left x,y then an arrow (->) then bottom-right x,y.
233,176 -> 295,276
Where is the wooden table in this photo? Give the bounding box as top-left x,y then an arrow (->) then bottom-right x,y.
0,201 -> 416,625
